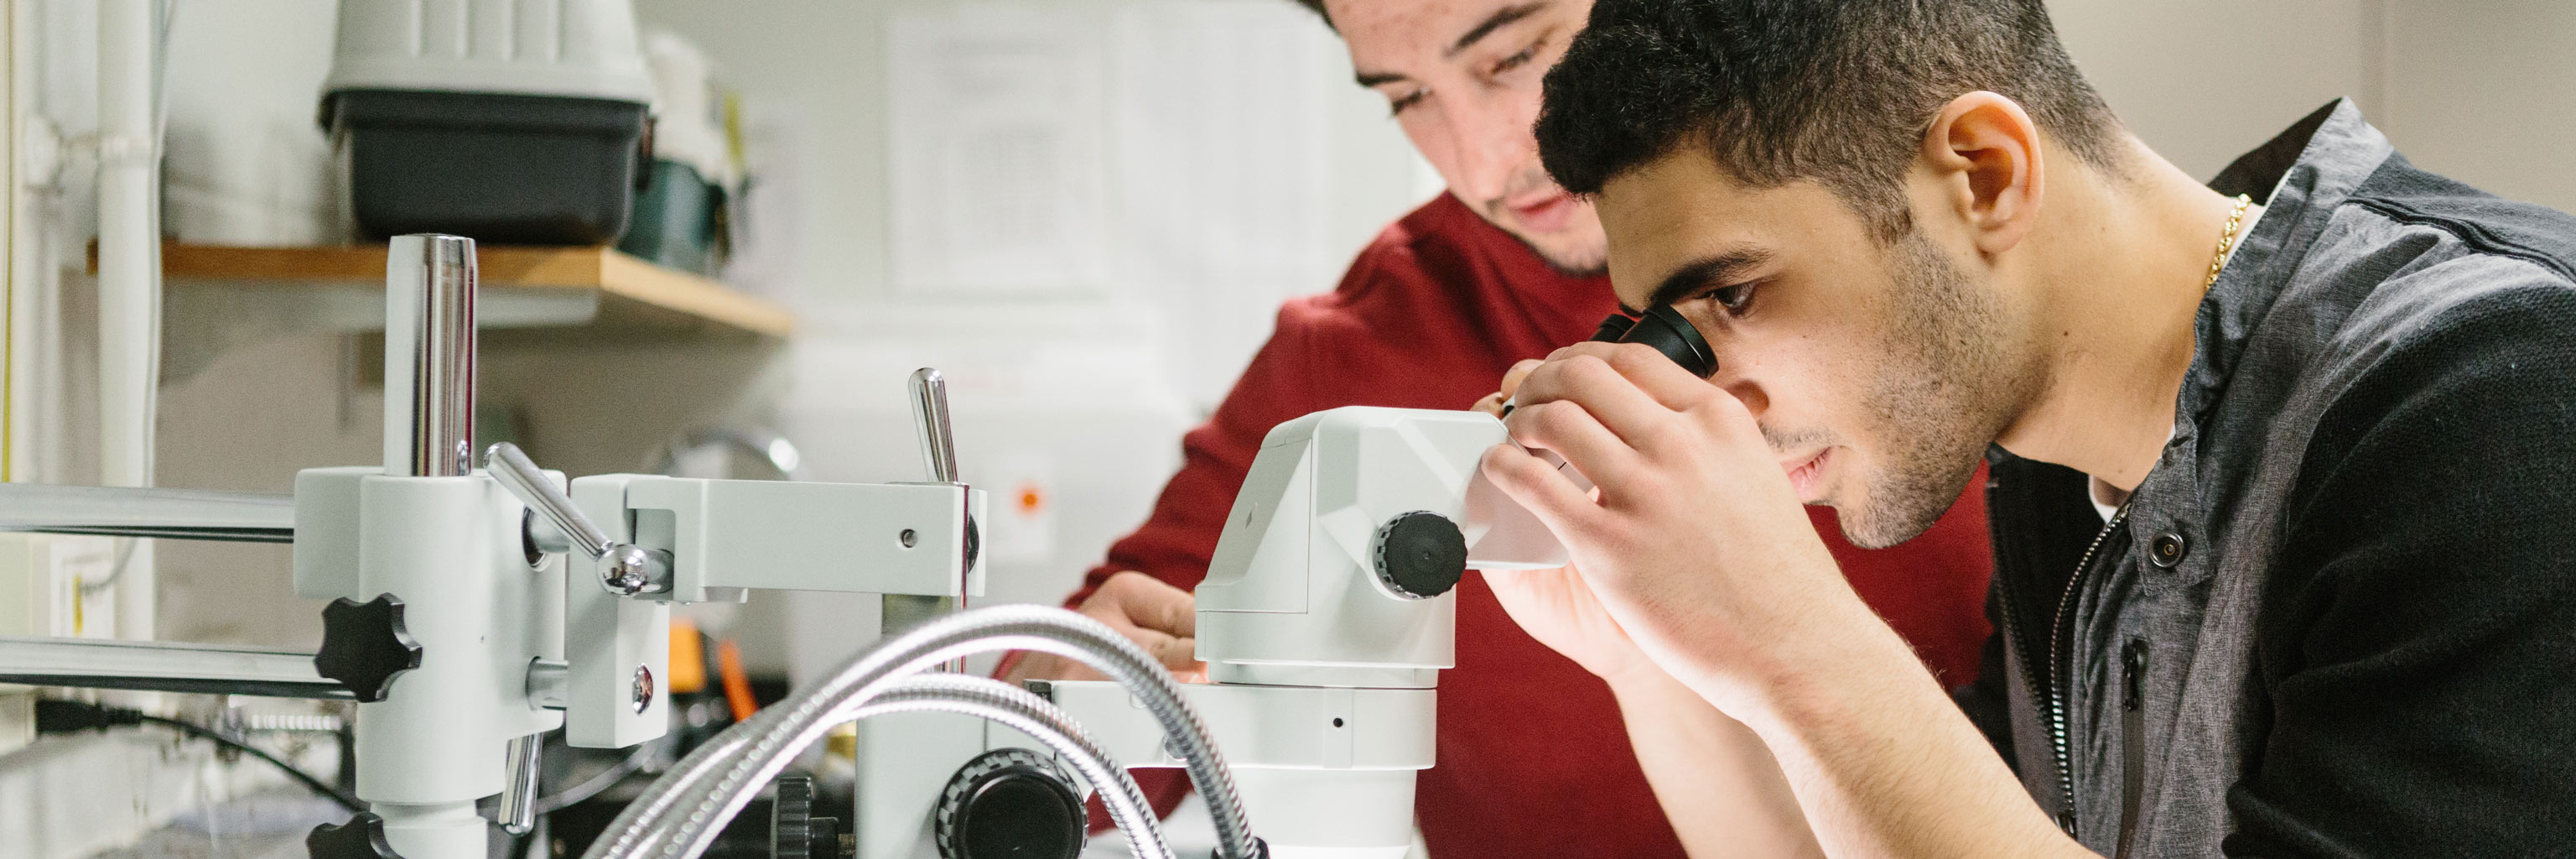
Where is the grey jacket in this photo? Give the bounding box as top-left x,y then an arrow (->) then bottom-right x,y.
1963,100 -> 2576,858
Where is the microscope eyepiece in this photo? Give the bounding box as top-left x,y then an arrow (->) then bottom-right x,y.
1504,305 -> 1718,419
1590,313 -> 1638,342
1596,305 -> 1717,378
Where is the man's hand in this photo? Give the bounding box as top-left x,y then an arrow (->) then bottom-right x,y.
1471,358 -> 1545,416
1003,571 -> 1208,684
1478,342 -> 1855,714
1483,563 -> 1657,685
1483,357 -> 1679,686
1482,342 -> 2085,859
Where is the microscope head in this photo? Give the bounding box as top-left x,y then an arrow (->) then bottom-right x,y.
1192,407 -> 1566,688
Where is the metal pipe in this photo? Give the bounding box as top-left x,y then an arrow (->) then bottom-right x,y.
0,484 -> 293,542
384,235 -> 477,477
0,635 -> 351,699
97,0 -> 164,642
366,235 -> 485,859
498,733 -> 543,835
526,659 -> 568,711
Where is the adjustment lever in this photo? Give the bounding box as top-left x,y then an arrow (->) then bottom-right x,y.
485,442 -> 673,596
886,369 -> 976,656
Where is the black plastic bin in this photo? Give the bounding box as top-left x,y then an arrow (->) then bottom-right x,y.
324,88 -> 649,245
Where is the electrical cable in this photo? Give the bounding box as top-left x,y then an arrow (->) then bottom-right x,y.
34,699 -> 364,812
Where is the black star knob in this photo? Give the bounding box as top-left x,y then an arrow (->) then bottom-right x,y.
1372,511 -> 1467,600
308,812 -> 402,859
315,594 -> 423,703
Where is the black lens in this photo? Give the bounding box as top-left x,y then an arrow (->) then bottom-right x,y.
1602,305 -> 1716,377
1590,313 -> 1638,342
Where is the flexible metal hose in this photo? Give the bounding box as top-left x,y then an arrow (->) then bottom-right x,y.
595,674 -> 1171,859
583,605 -> 1259,859
846,675 -> 1171,859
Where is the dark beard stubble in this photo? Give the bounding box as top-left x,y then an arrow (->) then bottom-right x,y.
1836,231 -> 2040,549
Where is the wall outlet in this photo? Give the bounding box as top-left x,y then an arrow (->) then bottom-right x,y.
0,533 -> 121,639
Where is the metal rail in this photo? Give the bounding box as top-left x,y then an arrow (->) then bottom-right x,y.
0,485 -> 294,543
0,635 -> 348,699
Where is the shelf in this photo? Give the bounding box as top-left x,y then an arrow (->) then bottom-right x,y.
143,242 -> 793,337
92,242 -> 795,381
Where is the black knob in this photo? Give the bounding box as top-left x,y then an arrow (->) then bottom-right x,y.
308,812 -> 402,859
315,594 -> 423,703
934,749 -> 1086,859
771,773 -> 846,859
1371,511 -> 1467,601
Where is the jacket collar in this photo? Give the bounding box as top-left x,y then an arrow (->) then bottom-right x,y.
2177,99 -> 2397,432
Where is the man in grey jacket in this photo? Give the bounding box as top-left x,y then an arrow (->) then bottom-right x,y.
1478,0 -> 2576,856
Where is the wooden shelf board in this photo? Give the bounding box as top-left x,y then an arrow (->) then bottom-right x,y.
129,242 -> 794,338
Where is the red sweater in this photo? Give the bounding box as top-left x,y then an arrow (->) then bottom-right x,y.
1071,193 -> 1995,857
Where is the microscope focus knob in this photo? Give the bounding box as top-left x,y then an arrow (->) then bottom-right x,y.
771,773 -> 847,859
314,594 -> 423,703
933,748 -> 1085,859
1371,511 -> 1467,600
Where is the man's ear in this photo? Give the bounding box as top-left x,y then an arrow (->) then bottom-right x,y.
1919,91 -> 2044,257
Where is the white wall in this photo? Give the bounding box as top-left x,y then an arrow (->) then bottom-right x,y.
2049,0 -> 2375,180
2049,0 -> 2576,215
2375,0 -> 2576,212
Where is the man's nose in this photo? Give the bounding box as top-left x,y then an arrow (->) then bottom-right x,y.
1441,92 -> 1535,204
1722,377 -> 1769,419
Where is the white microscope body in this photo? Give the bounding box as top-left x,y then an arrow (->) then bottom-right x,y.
1039,405 -> 1566,859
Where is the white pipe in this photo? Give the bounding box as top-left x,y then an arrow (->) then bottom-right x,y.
5,0 -> 35,485
96,0 -> 161,640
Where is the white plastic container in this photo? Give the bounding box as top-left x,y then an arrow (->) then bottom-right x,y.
321,0 -> 658,243
323,0 -> 654,103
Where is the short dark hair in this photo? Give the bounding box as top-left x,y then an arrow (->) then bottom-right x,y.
1289,0 -> 1327,23
1535,0 -> 2126,240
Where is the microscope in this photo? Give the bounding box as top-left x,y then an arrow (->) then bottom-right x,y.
862,305 -> 1716,859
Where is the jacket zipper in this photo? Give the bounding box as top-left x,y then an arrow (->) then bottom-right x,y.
2046,504 -> 2129,837
2116,638 -> 2148,857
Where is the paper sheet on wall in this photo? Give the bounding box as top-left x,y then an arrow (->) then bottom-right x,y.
887,3 -> 1109,297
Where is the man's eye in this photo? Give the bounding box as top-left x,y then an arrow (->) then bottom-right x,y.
1708,284 -> 1756,315
1388,89 -> 1428,116
1493,43 -> 1540,75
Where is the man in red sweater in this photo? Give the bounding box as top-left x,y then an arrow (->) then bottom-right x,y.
1004,0 -> 1996,854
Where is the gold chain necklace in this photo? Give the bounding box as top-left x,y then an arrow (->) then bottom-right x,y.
2204,193 -> 2254,290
